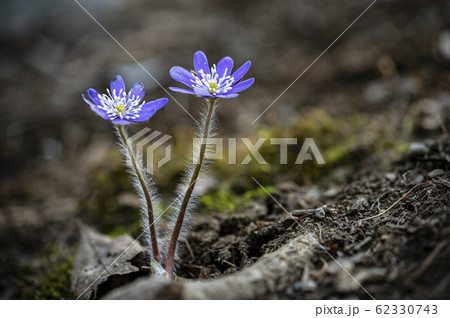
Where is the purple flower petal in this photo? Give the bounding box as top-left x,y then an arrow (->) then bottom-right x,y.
110,75 -> 126,99
216,56 -> 233,78
87,89 -> 112,116
169,87 -> 196,95
112,118 -> 131,125
194,51 -> 210,78
193,86 -> 213,98
230,78 -> 254,93
82,93 -> 110,119
87,88 -> 102,105
83,75 -> 169,125
215,93 -> 239,99
231,61 -> 251,83
169,52 -> 253,99
170,66 -> 196,88
128,82 -> 145,103
133,98 -> 168,122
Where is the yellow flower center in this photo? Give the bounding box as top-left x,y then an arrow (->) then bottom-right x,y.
207,80 -> 219,93
115,102 -> 126,117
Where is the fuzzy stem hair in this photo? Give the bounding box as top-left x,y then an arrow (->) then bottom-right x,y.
116,125 -> 161,264
165,98 -> 217,276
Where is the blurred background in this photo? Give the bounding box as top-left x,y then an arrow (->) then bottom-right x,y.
0,0 -> 449,299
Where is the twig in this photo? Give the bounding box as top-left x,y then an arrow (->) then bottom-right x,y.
292,207 -> 324,216
359,183 -> 425,222
316,223 -> 324,243
288,213 -> 313,230
184,238 -> 195,260
298,213 -> 313,221
222,259 -> 238,268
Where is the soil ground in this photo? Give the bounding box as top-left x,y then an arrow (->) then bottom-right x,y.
176,136 -> 450,299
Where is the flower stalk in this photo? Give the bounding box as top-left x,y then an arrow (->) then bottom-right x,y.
165,98 -> 216,276
116,125 -> 161,264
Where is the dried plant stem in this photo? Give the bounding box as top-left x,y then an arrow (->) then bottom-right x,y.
117,125 -> 161,264
165,98 -> 216,276
359,183 -> 425,222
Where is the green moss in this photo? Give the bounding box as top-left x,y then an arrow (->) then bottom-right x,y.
199,185 -> 274,213
35,257 -> 74,300
200,189 -> 239,213
107,225 -> 129,238
395,142 -> 410,155
242,186 -> 274,207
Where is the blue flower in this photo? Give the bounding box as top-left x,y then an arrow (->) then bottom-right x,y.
82,75 -> 168,125
169,51 -> 254,99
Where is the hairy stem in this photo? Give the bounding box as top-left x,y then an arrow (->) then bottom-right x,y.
117,125 -> 161,264
165,98 -> 216,276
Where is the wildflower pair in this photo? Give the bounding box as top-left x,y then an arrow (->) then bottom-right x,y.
82,51 -> 253,277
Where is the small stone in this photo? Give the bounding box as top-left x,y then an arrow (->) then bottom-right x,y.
438,31 -> 450,60
363,80 -> 390,104
292,281 -> 303,292
314,207 -> 326,219
385,173 -> 397,182
409,142 -> 428,155
293,280 -> 317,292
350,197 -> 369,213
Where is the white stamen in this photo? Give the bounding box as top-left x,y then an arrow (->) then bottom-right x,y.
96,87 -> 146,122
191,64 -> 235,95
